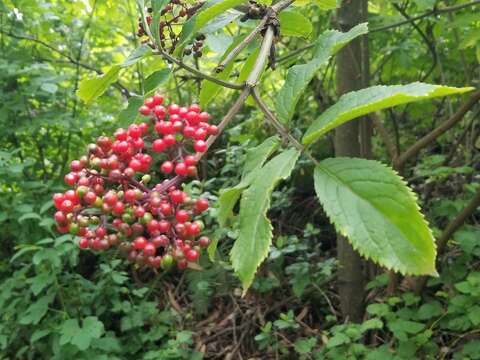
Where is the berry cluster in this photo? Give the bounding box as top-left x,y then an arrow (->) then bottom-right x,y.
53,94 -> 216,271
137,0 -> 205,57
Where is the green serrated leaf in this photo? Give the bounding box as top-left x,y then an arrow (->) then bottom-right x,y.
314,157 -> 437,276
144,68 -> 171,94
275,23 -> 368,124
77,65 -> 121,104
217,136 -> 280,226
303,83 -> 474,145
279,11 -> 312,38
231,148 -> 300,293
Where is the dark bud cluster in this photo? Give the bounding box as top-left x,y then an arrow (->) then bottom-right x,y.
53,94 -> 216,271
137,0 -> 205,57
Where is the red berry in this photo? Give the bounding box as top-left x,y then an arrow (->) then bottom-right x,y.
160,202 -> 172,215
154,105 -> 166,118
199,112 -> 209,122
152,139 -> 166,152
198,236 -> 210,248
103,192 -> 118,206
175,162 -> 188,176
194,140 -> 207,152
184,155 -> 197,166
144,97 -> 155,108
161,161 -> 174,174
124,189 -> 136,204
112,201 -> 125,215
84,191 -> 97,204
163,134 -> 176,146
187,222 -> 201,236
139,105 -> 151,116
134,236 -> 147,250
54,211 -> 67,224
134,206 -> 146,218
79,238 -> 89,249
170,190 -> 185,204
169,104 -> 180,115
153,94 -> 164,106
129,159 -> 142,172
158,220 -> 171,233
183,126 -> 195,138
195,198 -> 209,212
185,249 -> 199,261
186,111 -> 199,124
208,125 -> 218,135
194,128 -> 207,140
176,210 -> 189,223
143,243 -> 156,256
64,173 -> 78,186
70,160 -> 83,172
189,104 -> 201,113
60,200 -> 74,213
95,227 -> 107,238
128,124 -> 142,138
53,193 -> 65,209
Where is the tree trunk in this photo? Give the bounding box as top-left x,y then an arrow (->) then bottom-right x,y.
334,0 -> 369,323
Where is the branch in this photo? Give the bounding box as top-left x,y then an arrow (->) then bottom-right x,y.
414,188 -> 480,293
251,88 -> 319,165
371,0 -> 480,33
371,113 -> 398,160
275,0 -> 480,64
155,48 -> 244,90
215,16 -> 269,73
394,89 -> 480,170
1,29 -> 132,98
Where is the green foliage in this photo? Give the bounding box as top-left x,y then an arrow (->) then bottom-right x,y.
303,83 -> 474,145
231,148 -> 300,292
314,157 -> 437,275
274,23 -> 368,124
278,11 -> 313,38
217,136 -> 280,226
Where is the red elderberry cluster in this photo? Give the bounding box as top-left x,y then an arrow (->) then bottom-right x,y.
53,94 -> 216,271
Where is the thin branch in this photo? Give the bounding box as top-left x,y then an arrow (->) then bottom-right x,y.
371,0 -> 480,33
395,89 -> 480,170
414,188 -> 480,293
252,88 -> 319,165
372,113 -> 398,160
216,16 -> 269,73
246,25 -> 275,87
276,0 -> 480,64
155,49 -> 244,90
1,30 -> 132,98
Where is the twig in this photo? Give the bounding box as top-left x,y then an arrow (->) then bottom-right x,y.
395,90 -> 480,171
155,49 -> 244,90
371,0 -> 480,33
276,0 -> 480,64
251,88 -> 319,165
414,188 -> 480,293
216,17 -> 269,73
246,26 -> 275,87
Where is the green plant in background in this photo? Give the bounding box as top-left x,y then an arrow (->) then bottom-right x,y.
0,0 -> 479,358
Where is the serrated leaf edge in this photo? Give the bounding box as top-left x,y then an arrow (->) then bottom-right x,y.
315,157 -> 438,276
